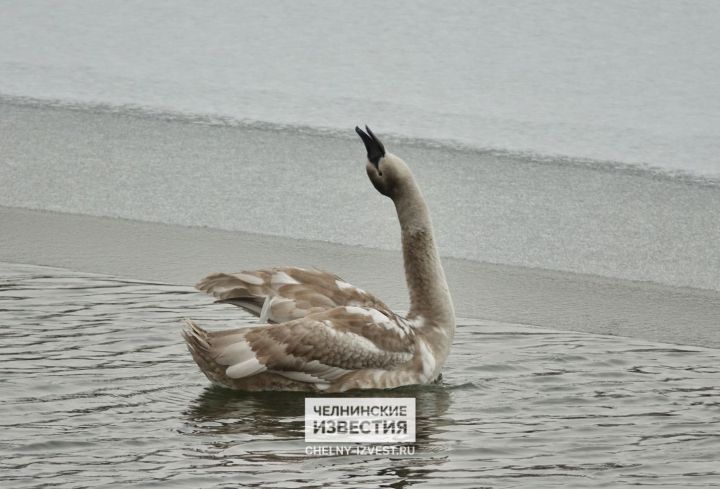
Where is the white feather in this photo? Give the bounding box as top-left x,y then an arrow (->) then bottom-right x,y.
366,308 -> 391,324
226,358 -> 267,378
235,273 -> 264,285
271,271 -> 300,286
344,306 -> 390,325
341,306 -> 411,337
259,295 -> 273,323
418,339 -> 437,379
216,339 -> 255,365
275,370 -> 331,390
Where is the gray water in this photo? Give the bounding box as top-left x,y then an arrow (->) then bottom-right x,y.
2,261 -> 719,488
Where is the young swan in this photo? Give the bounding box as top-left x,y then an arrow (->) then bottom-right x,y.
183,126 -> 456,392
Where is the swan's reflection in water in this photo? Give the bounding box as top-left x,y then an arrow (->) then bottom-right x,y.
186,383 -> 453,444
185,385 -> 452,474
184,382 -> 456,486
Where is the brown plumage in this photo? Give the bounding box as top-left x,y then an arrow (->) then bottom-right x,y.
183,127 -> 455,392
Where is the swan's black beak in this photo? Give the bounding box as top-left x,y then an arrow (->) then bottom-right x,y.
355,125 -> 386,167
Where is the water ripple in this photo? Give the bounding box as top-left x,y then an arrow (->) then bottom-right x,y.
1,262 -> 719,488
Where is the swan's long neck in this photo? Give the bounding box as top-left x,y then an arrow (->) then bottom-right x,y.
393,180 -> 455,333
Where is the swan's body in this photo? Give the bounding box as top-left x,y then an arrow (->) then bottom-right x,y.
183,126 -> 455,392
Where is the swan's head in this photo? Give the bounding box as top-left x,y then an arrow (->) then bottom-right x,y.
355,125 -> 412,199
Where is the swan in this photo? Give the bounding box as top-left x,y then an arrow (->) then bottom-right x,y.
183,126 -> 455,391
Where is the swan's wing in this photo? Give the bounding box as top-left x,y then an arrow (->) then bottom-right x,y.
196,267 -> 392,323
184,306 -> 415,389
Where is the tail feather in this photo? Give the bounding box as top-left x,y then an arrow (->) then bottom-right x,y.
182,318 -> 210,351
180,318 -> 320,392
182,319 -> 229,385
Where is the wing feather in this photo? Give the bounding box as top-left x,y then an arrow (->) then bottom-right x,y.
195,306 -> 415,388
197,267 -> 393,323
